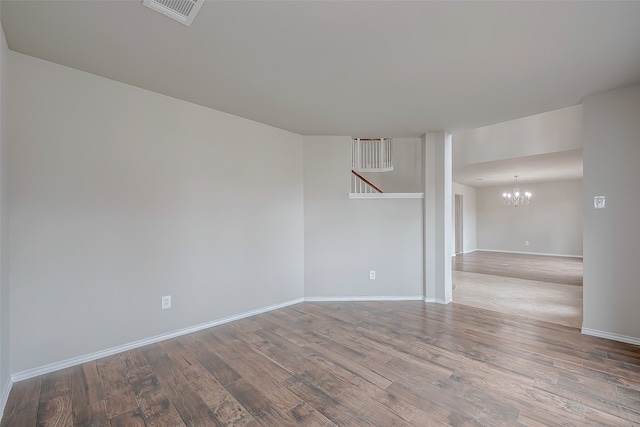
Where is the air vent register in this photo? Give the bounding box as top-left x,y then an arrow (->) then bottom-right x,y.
143,0 -> 204,26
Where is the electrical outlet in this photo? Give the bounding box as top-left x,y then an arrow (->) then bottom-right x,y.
162,295 -> 171,309
525,241 -> 530,246
370,270 -> 376,280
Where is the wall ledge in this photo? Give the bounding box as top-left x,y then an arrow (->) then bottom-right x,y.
348,193 -> 424,199
581,328 -> 640,346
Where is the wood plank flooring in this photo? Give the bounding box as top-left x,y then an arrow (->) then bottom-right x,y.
453,270 -> 583,328
454,251 -> 583,286
453,251 -> 583,328
3,301 -> 640,426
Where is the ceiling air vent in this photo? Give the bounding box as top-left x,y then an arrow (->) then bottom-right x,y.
143,0 -> 204,27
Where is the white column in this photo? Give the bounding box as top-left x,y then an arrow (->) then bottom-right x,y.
422,131 -> 453,304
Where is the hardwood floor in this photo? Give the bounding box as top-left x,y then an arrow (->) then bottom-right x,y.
452,251 -> 584,329
453,271 -> 583,329
453,251 -> 583,286
3,301 -> 640,426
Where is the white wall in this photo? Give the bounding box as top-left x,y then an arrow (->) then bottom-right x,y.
452,182 -> 477,255
583,84 -> 640,343
360,138 -> 422,193
7,52 -> 305,373
476,179 -> 583,257
304,136 -> 423,299
0,11 -> 10,408
453,105 -> 583,167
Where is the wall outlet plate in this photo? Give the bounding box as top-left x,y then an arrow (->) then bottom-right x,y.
594,196 -> 606,209
369,270 -> 376,280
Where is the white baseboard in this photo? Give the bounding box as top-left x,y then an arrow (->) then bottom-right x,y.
0,377 -> 12,422
581,328 -> 640,346
475,249 -> 583,258
11,297 -> 304,383
452,249 -> 478,257
424,297 -> 452,304
304,296 -> 424,302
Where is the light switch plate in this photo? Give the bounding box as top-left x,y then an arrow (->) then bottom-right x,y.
594,196 -> 606,209
162,295 -> 171,309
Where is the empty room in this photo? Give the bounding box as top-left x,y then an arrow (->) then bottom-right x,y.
451,107 -> 585,329
0,1 -> 639,426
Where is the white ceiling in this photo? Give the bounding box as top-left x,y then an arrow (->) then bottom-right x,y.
2,1 -> 640,137
452,149 -> 583,188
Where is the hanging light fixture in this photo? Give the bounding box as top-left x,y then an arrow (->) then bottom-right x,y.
502,175 -> 532,207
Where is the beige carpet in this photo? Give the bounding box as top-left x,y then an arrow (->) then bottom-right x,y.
453,270 -> 583,329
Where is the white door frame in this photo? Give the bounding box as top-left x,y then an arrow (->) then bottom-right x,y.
455,194 -> 463,254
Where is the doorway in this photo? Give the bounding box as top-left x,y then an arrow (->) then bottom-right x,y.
455,194 -> 463,254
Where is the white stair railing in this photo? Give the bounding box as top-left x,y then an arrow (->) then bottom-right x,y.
352,138 -> 393,172
351,170 -> 383,194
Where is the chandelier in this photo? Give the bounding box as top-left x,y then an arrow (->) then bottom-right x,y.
502,175 -> 531,207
